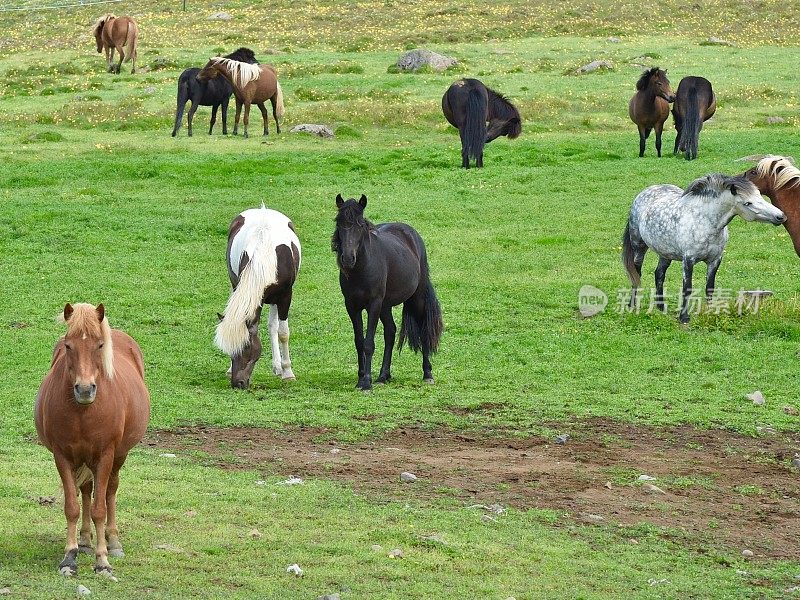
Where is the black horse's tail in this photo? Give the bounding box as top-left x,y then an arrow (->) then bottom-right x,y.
399,264 -> 443,355
464,88 -> 487,162
622,222 -> 640,288
172,73 -> 190,137
682,87 -> 701,160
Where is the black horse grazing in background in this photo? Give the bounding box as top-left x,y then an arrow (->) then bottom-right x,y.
442,78 -> 521,168
672,76 -> 716,160
332,194 -> 443,390
171,48 -> 258,137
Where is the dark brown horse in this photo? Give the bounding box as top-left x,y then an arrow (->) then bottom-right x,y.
629,67 -> 675,157
442,78 -> 521,168
92,15 -> 138,74
35,303 -> 150,577
332,195 -> 443,390
198,57 -> 284,138
672,76 -> 716,160
741,155 -> 800,256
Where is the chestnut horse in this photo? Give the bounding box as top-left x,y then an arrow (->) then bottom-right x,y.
35,303 -> 150,576
92,15 -> 138,74
741,155 -> 800,256
197,57 -> 284,138
629,67 -> 675,157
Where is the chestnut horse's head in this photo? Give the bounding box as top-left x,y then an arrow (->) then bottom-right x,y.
197,58 -> 222,82
92,15 -> 114,53
61,303 -> 114,405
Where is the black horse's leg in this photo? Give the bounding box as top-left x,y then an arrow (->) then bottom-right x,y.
679,258 -> 696,324
209,104 -> 218,135
270,95 -> 281,133
655,122 -> 664,157
257,102 -> 269,135
346,302 -> 366,385
705,256 -> 722,301
221,97 -> 229,135
187,101 -> 198,137
477,148 -> 484,168
233,99 -> 242,135
359,301 -> 382,391
654,256 -> 671,312
673,113 -> 683,154
376,306 -> 396,384
459,128 -> 470,168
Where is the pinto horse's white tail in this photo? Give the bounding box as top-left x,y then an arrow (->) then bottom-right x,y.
214,227 -> 277,356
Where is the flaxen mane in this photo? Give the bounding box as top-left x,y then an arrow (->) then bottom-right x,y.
61,303 -> 114,378
211,57 -> 261,88
92,14 -> 114,37
756,155 -> 800,189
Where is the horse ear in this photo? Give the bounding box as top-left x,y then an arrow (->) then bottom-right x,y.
359,194 -> 367,208
217,312 -> 224,322
336,194 -> 344,208
96,303 -> 105,322
63,303 -> 73,321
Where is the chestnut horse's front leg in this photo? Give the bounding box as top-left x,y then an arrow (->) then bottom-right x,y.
105,46 -> 113,73
233,99 -> 242,135
54,454 -> 80,576
105,459 -> 126,558
78,479 -> 93,554
91,452 -> 115,574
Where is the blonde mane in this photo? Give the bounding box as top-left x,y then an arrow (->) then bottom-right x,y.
756,155 -> 800,190
62,303 -> 115,378
92,14 -> 115,37
211,57 -> 261,88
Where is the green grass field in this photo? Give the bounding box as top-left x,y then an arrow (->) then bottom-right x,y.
1,1 -> 799,598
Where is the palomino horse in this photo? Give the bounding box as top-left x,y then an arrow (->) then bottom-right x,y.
629,67 -> 675,157
172,48 -> 258,137
740,155 -> 800,256
198,57 -> 284,138
622,174 -> 786,323
215,205 -> 301,389
35,303 -> 150,576
332,195 -> 443,389
672,76 -> 716,160
442,78 -> 521,168
92,15 -> 138,74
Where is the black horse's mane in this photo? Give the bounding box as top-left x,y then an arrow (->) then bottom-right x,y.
487,87 -> 519,121
224,47 -> 258,64
636,67 -> 663,91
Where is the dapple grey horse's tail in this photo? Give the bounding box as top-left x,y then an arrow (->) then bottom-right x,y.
682,87 -> 701,161
464,88 -> 487,162
622,222 -> 641,288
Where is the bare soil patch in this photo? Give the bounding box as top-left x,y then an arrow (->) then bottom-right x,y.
147,419 -> 800,559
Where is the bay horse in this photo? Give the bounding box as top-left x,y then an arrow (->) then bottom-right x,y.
35,303 -> 150,576
172,48 -> 258,137
92,15 -> 138,74
672,76 -> 716,160
215,205 -> 301,389
629,67 -> 675,157
740,155 -> 800,256
332,194 -> 443,389
197,57 -> 284,139
442,78 -> 521,168
622,174 -> 785,323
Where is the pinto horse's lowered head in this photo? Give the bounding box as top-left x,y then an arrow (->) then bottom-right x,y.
332,193 -> 371,271
60,303 -> 114,404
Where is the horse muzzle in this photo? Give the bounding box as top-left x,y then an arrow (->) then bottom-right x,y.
73,383 -> 97,405
231,378 -> 250,390
774,213 -> 788,225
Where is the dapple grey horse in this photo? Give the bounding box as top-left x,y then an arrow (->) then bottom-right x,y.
622,173 -> 786,323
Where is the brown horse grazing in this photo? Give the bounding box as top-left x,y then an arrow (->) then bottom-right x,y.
741,155 -> 800,256
35,303 -> 150,577
672,76 -> 716,160
629,67 -> 675,157
92,15 -> 139,74
197,57 -> 284,139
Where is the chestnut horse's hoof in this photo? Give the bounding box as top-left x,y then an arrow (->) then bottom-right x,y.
59,550 -> 78,576
108,548 -> 125,558
78,544 -> 94,555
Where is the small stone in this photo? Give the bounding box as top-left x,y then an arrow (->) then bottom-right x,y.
575,60 -> 613,74
766,116 -> 786,125
648,579 -> 670,586
581,513 -> 604,523
0,588 -> 11,595
400,471 -> 417,483
249,529 -> 262,539
329,447 -> 341,454
143,86 -> 156,95
255,480 -> 266,485
207,11 -> 232,20
159,453 -> 177,458
286,563 -> 303,576
395,48 -> 457,72
370,544 -> 383,552
607,36 -> 621,43
783,405 -> 799,415
638,474 -> 657,481
555,434 -> 570,444
486,503 -> 506,514
289,124 -> 335,138
604,481 -> 613,489
736,570 -> 750,576
642,483 -> 666,495
629,538 -> 639,544
742,549 -> 754,557
317,595 -> 341,600
185,510 -> 197,517
746,391 -> 765,406
755,425 -> 776,435
792,456 -> 800,469
36,495 -> 57,506
702,36 -> 735,46
278,476 -> 304,486
77,585 -> 91,596
388,548 -> 404,559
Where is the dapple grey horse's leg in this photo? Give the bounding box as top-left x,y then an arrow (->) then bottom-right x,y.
679,258 -> 696,323
376,305 -> 396,384
654,256 -> 671,312
705,257 -> 722,300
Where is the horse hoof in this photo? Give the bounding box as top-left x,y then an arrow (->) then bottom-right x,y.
281,375 -> 296,382
94,565 -> 113,575
356,382 -> 372,391
109,548 -> 125,558
78,545 -> 94,555
423,378 -> 435,385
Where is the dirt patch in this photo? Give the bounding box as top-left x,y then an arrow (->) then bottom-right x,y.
147,419 -> 800,560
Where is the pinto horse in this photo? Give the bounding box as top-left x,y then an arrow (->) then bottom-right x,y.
629,67 -> 675,157
442,78 -> 521,168
172,48 -> 258,137
215,205 -> 301,389
198,57 -> 284,138
741,155 -> 800,256
672,76 -> 716,160
623,174 -> 785,323
92,15 -> 138,74
35,303 -> 150,576
332,195 -> 443,389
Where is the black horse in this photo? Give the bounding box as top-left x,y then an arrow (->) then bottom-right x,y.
672,76 -> 716,160
442,78 -> 521,168
171,47 -> 258,137
332,194 -> 443,390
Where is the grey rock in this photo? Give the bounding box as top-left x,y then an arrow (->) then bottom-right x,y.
317,595 -> 341,600
0,588 -> 10,596
703,36 -> 734,46
388,548 -> 404,559
575,60 -> 613,74
792,456 -> 800,469
766,116 -> 786,124
286,563 -> 304,576
208,12 -> 232,20
638,474 -> 656,481
395,49 -> 457,72
143,86 -> 156,95
400,471 -> 417,483
290,124 -> 335,138
370,544 -> 383,552
742,549 -> 754,557
607,37 -> 621,43
555,434 -> 570,444
746,391 -> 765,406
249,528 -> 262,539
77,585 -> 91,596
642,483 -> 666,495
580,512 -> 604,523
